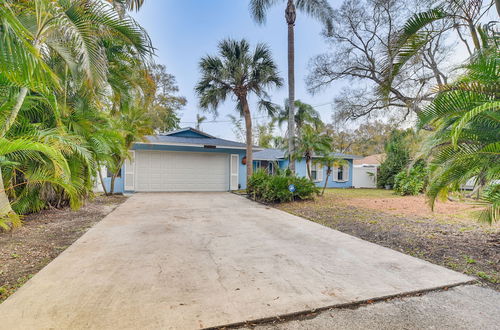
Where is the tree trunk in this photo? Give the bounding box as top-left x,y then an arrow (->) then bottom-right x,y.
322,168 -> 331,196
306,157 -> 312,180
110,175 -> 116,195
286,0 -> 296,174
1,87 -> 28,137
0,167 -> 14,216
97,163 -> 109,196
241,97 -> 253,180
467,20 -> 481,51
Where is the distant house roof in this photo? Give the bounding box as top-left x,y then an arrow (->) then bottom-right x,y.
134,127 -> 262,150
354,153 -> 386,166
253,148 -> 361,161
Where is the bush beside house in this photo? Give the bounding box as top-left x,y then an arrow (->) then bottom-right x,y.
394,160 -> 428,196
247,169 -> 319,203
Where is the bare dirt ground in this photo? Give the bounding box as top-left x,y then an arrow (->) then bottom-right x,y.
276,189 -> 499,290
0,195 -> 127,302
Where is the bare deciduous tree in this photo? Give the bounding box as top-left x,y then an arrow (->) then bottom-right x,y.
307,0 -> 453,122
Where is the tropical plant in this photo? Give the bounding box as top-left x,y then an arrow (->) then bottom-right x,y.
0,0 -> 155,229
247,168 -> 318,203
377,130 -> 412,188
196,39 -> 283,180
274,99 -> 323,133
419,47 -> 499,223
249,0 -> 334,173
394,160 -> 428,196
293,124 -> 332,179
195,114 -> 207,130
314,154 -> 347,195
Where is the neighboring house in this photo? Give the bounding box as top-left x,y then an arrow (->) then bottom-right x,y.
253,149 -> 359,189
352,153 -> 386,188
101,127 -> 360,193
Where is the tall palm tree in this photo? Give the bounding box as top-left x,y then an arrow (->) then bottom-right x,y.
275,99 -> 323,132
293,124 -> 332,180
249,0 -> 334,173
196,39 -> 283,180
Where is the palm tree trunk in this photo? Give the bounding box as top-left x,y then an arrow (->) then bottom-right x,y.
97,163 -> 109,196
241,97 -> 253,180
0,167 -> 14,216
322,168 -> 331,196
1,87 -> 28,137
286,0 -> 296,174
306,158 -> 311,179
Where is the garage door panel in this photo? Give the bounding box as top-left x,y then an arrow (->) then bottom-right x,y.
135,151 -> 229,192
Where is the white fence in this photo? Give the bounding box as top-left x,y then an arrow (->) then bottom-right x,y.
353,166 -> 377,188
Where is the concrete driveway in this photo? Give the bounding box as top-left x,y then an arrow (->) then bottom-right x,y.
0,193 -> 472,329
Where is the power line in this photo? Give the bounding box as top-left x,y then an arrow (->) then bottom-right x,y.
180,101 -> 335,124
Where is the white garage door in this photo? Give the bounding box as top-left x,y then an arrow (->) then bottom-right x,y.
134,151 -> 230,192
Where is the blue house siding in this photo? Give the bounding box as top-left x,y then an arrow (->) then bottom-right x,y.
102,175 -> 124,194
286,159 -> 353,188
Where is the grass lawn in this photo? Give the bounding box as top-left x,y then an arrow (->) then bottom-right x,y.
277,189 -> 499,289
0,195 -> 127,303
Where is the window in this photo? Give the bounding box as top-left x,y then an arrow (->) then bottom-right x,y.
334,164 -> 349,182
337,166 -> 344,181
107,167 -> 121,178
310,163 -> 322,182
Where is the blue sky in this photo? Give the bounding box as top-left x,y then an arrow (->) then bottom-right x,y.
132,0 -> 342,140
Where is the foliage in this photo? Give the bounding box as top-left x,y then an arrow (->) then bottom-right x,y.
274,99 -> 323,132
247,169 -> 319,203
0,0 -> 177,230
377,130 -> 412,188
394,160 -> 428,196
293,125 -> 332,179
147,64 -> 186,133
324,121 -> 396,155
420,45 -> 499,224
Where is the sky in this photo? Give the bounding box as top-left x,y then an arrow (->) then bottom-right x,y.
132,0 -> 343,140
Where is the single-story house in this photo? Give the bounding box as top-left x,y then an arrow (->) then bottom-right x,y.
100,127 -> 359,193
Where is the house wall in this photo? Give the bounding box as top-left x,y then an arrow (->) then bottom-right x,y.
294,159 -> 354,188
259,158 -> 354,189
100,144 -> 248,193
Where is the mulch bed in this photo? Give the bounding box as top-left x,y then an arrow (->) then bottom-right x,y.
0,195 -> 127,302
277,196 -> 500,290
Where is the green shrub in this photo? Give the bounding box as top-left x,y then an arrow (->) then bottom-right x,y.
247,169 -> 318,203
394,161 -> 428,196
378,130 -> 411,188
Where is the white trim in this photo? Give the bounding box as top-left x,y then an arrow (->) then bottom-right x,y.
124,151 -> 135,191
333,164 -> 349,182
230,154 -> 239,190
133,142 -> 263,151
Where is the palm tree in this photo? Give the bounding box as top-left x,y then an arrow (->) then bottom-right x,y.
196,39 -> 283,180
275,99 -> 323,132
420,47 -> 499,224
293,124 -> 332,180
196,114 -> 207,130
249,0 -> 334,173
314,154 -> 347,195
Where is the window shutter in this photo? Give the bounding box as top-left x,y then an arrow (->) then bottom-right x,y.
317,164 -> 323,182
333,166 -> 339,181
124,151 -> 135,191
344,164 -> 350,182
230,154 -> 239,190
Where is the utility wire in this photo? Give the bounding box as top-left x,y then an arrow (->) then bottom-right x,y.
179,101 -> 335,124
